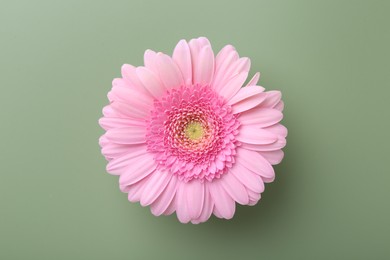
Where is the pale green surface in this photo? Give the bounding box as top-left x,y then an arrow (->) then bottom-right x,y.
1,0 -> 389,259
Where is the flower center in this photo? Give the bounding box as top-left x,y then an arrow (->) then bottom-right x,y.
184,121 -> 204,141
146,84 -> 240,182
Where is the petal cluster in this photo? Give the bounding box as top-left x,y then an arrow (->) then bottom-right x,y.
146,84 -> 240,182
99,37 -> 287,223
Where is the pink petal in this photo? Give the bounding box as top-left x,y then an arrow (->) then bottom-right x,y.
144,49 -> 158,73
213,206 -> 223,218
236,148 -> 275,180
258,91 -> 282,108
228,86 -> 265,105
229,162 -> 265,193
125,175 -> 151,202
99,135 -> 109,147
136,67 -> 166,99
99,117 -> 145,131
105,126 -> 146,144
102,104 -> 117,117
218,72 -> 248,101
220,172 -> 249,205
106,144 -> 148,174
246,72 -> 260,86
150,175 -> 178,216
155,52 -> 184,90
112,78 -> 130,89
140,170 -> 172,206
193,45 -> 214,86
191,184 -> 214,224
188,39 -> 202,83
110,84 -> 153,108
188,38 -> 214,86
121,64 -> 151,96
234,58 -> 251,75
107,89 -> 124,104
213,46 -> 239,90
241,137 -> 286,151
186,180 -> 205,219
173,39 -> 192,86
110,100 -> 150,119
197,37 -> 211,48
209,180 -> 235,219
163,196 -> 176,216
214,57 -> 250,91
189,37 -> 211,54
239,108 -> 283,127
247,189 -> 261,206
231,92 -> 267,114
236,125 -> 278,145
119,153 -> 157,186
264,124 -> 288,138
176,181 -> 191,223
225,58 -> 251,81
259,150 -> 284,165
102,143 -> 144,158
274,100 -> 284,111
99,136 -> 113,161
215,45 -> 236,70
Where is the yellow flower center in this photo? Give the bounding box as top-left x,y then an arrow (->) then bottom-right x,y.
184,121 -> 204,140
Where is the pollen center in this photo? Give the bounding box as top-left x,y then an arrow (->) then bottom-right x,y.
184,121 -> 204,140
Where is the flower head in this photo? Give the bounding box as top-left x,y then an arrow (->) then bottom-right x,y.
99,37 -> 287,223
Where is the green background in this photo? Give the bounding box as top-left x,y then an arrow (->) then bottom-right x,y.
1,0 -> 389,259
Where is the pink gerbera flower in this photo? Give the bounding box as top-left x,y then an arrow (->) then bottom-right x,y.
99,37 -> 287,224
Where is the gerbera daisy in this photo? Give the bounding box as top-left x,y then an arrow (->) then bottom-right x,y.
99,37 -> 287,224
